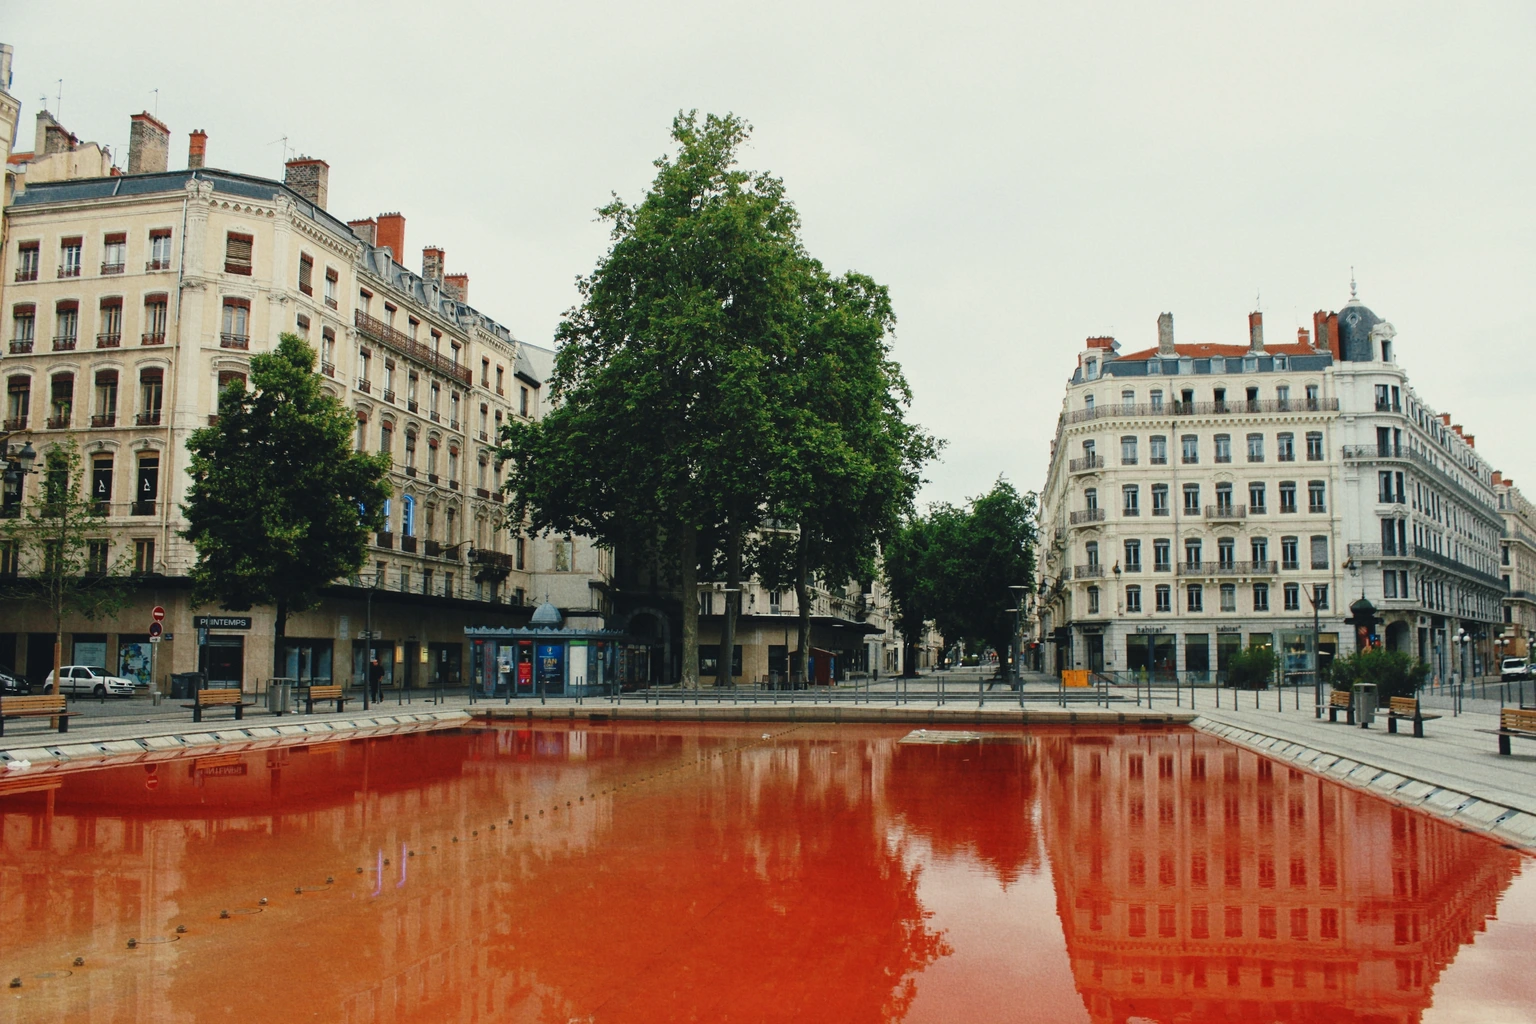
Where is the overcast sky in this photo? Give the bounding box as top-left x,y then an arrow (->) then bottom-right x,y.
7,2 -> 1533,507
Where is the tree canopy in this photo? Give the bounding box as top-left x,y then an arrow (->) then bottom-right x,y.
501,111 -> 934,686
181,333 -> 390,676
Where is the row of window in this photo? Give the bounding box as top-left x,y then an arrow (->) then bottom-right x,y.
1084,582 -> 1327,615
1081,381 -> 1321,410
1093,431 -> 1325,466
4,369 -> 164,430
1114,904 -> 1343,943
11,296 -> 171,351
1086,480 -> 1327,516
0,537 -> 158,577
0,449 -> 162,517
13,231 -> 173,281
1085,536 -> 1330,572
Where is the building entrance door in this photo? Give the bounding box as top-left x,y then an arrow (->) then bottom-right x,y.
205,636 -> 244,690
1086,634 -> 1104,672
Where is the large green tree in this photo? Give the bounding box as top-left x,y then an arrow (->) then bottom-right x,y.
182,334 -> 391,680
1,438 -> 133,691
919,479 -> 1037,677
501,112 -> 808,687
882,514 -> 935,678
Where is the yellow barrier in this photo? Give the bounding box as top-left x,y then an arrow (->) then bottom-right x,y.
1062,669 -> 1091,688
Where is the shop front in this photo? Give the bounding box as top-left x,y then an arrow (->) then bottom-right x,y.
466,602 -> 626,699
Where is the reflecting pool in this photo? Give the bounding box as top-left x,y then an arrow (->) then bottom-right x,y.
1,722 -> 1531,1022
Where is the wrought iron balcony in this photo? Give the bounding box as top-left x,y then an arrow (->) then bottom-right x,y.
141,332 -> 166,346
220,333 -> 249,350
1205,504 -> 1247,520
96,333 -> 121,348
1068,454 -> 1105,473
1073,564 -> 1105,579
354,311 -> 473,386
1068,508 -> 1106,525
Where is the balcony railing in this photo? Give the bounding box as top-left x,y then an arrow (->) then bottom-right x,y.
382,389 -> 396,403
449,480 -> 459,490
52,336 -> 78,351
429,410 -> 441,423
100,262 -> 126,275
90,413 -> 116,428
1247,454 -> 1265,463
376,531 -> 394,549
135,411 -> 162,426
220,333 -> 249,350
325,296 -> 338,310
58,264 -> 82,278
1250,504 -> 1267,515
1205,504 -> 1247,520
1065,397 -> 1338,425
131,500 -> 156,516
320,361 -> 335,377
1068,454 -> 1105,473
354,311 -> 473,386
1346,542 -> 1502,586
475,487 -> 490,499
1152,506 -> 1170,516
450,419 -> 460,431
427,473 -> 439,484
479,429 -> 489,441
424,540 -> 442,558
491,492 -> 504,503
141,332 -> 166,346
404,466 -> 417,478
8,339 -> 33,354
14,267 -> 38,282
1343,444 -> 1498,523
1122,506 -> 1140,516
1178,560 -> 1277,577
400,535 -> 418,553
1120,455 -> 1138,465
93,332 -> 121,348
1068,508 -> 1106,525
146,258 -> 173,272
1,417 -> 25,432
356,378 -> 372,394
1073,565 -> 1105,579
46,414 -> 71,429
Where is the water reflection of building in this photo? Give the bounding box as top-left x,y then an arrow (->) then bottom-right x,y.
1039,730 -> 1522,1024
0,723 -> 945,1023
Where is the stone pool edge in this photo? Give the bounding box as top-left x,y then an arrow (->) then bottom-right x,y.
468,704 -> 1196,727
1190,716 -> 1536,855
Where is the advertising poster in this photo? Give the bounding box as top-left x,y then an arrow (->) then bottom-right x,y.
119,642 -> 153,687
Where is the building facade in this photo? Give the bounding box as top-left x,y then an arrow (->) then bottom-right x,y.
1493,473 -> 1536,657
0,107 -> 610,692
1034,292 -> 1505,684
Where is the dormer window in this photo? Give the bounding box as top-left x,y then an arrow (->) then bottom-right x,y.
1084,394 -> 1095,413
1243,356 -> 1258,373
1274,355 -> 1288,371
1178,358 -> 1193,375
1085,358 -> 1099,380
1210,357 -> 1225,374
1147,359 -> 1161,374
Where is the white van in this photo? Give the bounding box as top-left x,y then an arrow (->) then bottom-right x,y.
1499,657 -> 1529,681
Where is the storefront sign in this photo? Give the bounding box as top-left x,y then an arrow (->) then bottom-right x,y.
1133,625 -> 1167,634
194,616 -> 252,630
1216,625 -> 1242,634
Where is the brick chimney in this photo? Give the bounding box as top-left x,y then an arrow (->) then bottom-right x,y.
1314,310 -> 1340,359
443,273 -> 469,303
1156,312 -> 1175,356
348,218 -> 377,246
1465,435 -> 1475,448
285,157 -> 329,209
1493,471 -> 1503,485
1440,413 -> 1451,426
1297,327 -> 1311,348
375,213 -> 405,262
187,129 -> 207,169
127,112 -> 169,173
1248,311 -> 1264,353
422,246 -> 445,285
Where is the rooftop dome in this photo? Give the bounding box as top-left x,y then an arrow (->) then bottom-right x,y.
529,601 -> 564,628
1338,276 -> 1382,362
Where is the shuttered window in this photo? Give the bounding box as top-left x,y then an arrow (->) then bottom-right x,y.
224,233 -> 253,275
298,254 -> 314,294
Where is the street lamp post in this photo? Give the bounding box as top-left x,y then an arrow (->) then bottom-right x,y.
358,570 -> 384,711
1454,627 -> 1469,716
1306,583 -> 1323,718
1008,584 -> 1030,690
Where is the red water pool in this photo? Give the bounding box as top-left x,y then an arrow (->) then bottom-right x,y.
0,722 -> 1531,1022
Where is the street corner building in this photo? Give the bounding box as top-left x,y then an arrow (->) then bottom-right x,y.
0,65 -> 612,695
1033,289 -> 1512,686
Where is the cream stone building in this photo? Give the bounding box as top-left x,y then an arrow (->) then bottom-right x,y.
0,105 -> 611,692
1493,474 -> 1536,657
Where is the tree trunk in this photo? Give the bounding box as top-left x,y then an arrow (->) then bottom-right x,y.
793,529 -> 811,687
902,634 -> 921,678
718,528 -> 742,688
273,596 -> 288,689
678,524 -> 699,688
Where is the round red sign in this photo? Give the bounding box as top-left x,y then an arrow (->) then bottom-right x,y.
152,606 -> 166,622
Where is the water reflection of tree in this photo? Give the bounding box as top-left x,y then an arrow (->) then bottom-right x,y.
884,735 -> 1041,886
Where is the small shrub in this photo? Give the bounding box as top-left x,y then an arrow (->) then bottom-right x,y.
1328,648 -> 1429,702
1227,644 -> 1279,690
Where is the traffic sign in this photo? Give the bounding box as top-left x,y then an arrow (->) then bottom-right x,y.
149,621 -> 163,639
152,606 -> 166,622
148,635 -> 162,644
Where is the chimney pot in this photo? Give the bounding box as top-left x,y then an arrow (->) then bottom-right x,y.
127,112 -> 170,174
284,157 -> 330,209
443,273 -> 469,303
1297,327 -> 1311,348
187,129 -> 207,170
375,213 -> 405,263
1156,312 -> 1175,356
1248,311 -> 1264,353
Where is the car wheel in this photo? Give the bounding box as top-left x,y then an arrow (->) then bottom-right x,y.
93,684 -> 106,697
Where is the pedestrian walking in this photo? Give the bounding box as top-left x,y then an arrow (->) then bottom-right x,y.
369,657 -> 385,701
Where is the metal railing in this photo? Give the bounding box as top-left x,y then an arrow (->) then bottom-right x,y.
1064,397 -> 1338,425
1346,542 -> 1502,585
1205,504 -> 1246,520
1069,508 -> 1106,525
354,311 -> 473,386
1177,560 -> 1276,576
1069,454 -> 1105,473
1073,564 -> 1105,579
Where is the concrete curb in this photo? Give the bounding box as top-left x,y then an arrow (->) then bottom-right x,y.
0,709 -> 472,770
1191,716 -> 1536,854
467,704 -> 1197,727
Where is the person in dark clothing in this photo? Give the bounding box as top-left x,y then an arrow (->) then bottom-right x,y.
368,657 -> 385,701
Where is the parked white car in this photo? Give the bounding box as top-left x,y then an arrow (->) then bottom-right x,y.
40,665 -> 141,697
1500,657 -> 1530,681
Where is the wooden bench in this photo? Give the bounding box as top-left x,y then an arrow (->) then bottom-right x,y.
182,687 -> 253,723
1385,695 -> 1441,737
1479,707 -> 1536,756
1325,689 -> 1354,724
0,694 -> 72,736
305,684 -> 347,715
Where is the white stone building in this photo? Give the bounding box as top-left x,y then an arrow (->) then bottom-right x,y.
1034,290 -> 1505,684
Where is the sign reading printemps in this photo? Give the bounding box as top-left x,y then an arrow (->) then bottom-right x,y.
193,615 -> 253,630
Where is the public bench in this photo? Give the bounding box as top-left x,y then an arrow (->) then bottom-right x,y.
1325,689 -> 1354,725
304,684 -> 348,715
0,694 -> 73,736
1478,708 -> 1536,756
1385,696 -> 1441,737
183,687 -> 253,723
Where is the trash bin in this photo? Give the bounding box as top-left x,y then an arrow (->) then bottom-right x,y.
1352,682 -> 1378,727
170,672 -> 205,700
267,678 -> 294,716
